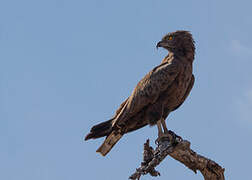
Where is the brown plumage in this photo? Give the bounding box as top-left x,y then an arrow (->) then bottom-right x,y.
85,30 -> 195,156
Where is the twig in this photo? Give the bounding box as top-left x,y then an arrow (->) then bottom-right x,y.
129,131 -> 225,180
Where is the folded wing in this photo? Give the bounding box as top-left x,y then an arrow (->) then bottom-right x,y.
112,61 -> 181,127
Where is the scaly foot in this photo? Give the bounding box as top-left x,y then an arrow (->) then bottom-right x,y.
155,132 -> 173,145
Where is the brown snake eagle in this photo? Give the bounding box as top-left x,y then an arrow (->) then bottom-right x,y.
85,30 -> 195,156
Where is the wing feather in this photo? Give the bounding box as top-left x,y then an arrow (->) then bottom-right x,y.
112,61 -> 181,127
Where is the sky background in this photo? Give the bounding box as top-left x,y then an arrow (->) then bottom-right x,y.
1,0 -> 252,179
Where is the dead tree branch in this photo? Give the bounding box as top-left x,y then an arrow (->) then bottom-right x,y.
129,131 -> 225,180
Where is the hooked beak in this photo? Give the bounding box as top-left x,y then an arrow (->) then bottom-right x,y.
156,40 -> 167,49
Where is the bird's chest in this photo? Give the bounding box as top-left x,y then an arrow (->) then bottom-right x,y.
162,65 -> 192,109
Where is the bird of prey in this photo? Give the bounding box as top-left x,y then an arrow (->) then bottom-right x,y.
85,30 -> 195,156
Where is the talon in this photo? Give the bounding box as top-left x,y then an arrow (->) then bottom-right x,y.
168,130 -> 182,143
156,133 -> 171,143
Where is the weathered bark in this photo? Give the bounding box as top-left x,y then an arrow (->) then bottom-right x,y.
129,131 -> 225,180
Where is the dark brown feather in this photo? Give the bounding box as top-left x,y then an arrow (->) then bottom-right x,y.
85,30 -> 196,156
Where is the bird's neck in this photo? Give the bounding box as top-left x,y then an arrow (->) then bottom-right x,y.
161,53 -> 174,64
161,51 -> 194,64
171,50 -> 194,63
185,50 -> 195,62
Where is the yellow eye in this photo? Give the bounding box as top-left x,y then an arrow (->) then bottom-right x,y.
168,36 -> 173,40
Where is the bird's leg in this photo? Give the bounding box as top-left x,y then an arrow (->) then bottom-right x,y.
157,120 -> 163,138
161,118 -> 169,134
161,118 -> 176,144
155,119 -> 171,144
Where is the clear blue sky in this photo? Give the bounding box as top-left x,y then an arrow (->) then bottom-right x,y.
1,0 -> 252,179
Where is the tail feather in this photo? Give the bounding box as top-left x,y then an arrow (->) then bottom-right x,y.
96,131 -> 123,156
91,119 -> 112,132
84,119 -> 113,141
85,118 -> 123,156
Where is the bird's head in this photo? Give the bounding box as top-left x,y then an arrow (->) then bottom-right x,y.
156,30 -> 195,60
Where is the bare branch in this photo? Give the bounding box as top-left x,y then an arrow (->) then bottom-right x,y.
129,131 -> 225,180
